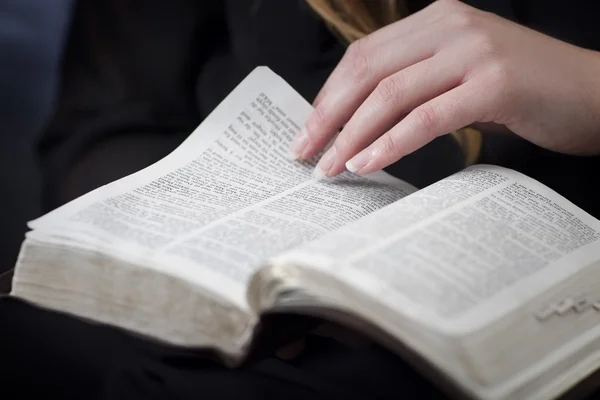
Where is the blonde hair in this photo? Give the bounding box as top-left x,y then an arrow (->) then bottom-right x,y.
305,0 -> 481,166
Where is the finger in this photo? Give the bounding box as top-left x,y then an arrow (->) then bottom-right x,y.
345,78 -> 491,175
291,19 -> 452,161
315,52 -> 466,178
294,31 -> 436,161
311,0 -> 459,109
296,0 -> 469,158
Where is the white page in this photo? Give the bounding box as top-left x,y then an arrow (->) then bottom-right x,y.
165,172 -> 414,290
28,67 -> 415,308
273,165 -> 600,331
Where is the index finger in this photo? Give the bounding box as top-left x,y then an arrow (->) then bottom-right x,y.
291,5 -> 443,161
346,79 -> 487,174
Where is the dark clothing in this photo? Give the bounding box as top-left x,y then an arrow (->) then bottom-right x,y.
3,0 -> 600,399
0,295 -> 447,400
39,0 -> 600,213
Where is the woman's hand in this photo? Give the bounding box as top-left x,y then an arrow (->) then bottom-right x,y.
290,0 -> 600,178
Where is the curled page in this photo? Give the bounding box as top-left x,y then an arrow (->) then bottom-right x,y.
27,67 -> 415,307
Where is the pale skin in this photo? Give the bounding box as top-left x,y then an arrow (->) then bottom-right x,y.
290,0 -> 600,178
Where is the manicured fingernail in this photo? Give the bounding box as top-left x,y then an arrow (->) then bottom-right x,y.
345,151 -> 370,174
313,146 -> 337,180
289,128 -> 310,160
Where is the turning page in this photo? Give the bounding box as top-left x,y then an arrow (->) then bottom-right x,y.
26,67 -> 415,308
272,165 -> 600,331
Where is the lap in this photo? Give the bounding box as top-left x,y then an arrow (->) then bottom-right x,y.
33,129 -> 600,399
0,297 -> 444,400
22,130 -> 459,399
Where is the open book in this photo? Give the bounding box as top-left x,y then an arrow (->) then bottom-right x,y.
9,67 -> 600,400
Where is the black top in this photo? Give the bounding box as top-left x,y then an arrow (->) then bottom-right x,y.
41,0 -> 600,214
12,3 -> 600,398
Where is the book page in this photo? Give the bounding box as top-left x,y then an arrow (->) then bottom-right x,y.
273,165 -> 600,331
28,67 -> 415,308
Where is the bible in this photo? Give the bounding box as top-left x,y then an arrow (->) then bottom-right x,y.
9,67 -> 600,400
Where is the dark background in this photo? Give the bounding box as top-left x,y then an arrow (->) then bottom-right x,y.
2,1 -> 600,399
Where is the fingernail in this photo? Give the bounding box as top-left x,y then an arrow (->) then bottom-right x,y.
345,151 -> 370,174
289,128 -> 310,160
313,146 -> 337,180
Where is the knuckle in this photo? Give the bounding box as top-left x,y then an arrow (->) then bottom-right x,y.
351,54 -> 370,83
485,61 -> 514,104
345,39 -> 371,83
375,75 -> 402,104
413,105 -> 439,134
471,32 -> 499,58
306,104 -> 327,137
447,10 -> 478,31
347,37 -> 368,59
485,60 -> 511,89
378,135 -> 399,156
